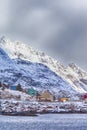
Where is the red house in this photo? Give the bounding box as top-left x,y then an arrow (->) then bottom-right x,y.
84,94 -> 87,100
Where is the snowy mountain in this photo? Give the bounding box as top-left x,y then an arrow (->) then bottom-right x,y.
0,36 -> 87,93
0,41 -> 75,94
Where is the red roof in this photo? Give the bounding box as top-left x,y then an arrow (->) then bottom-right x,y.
84,94 -> 87,99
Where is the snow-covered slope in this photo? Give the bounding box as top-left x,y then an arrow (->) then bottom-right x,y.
14,59 -> 75,93
0,48 -> 14,68
0,36 -> 87,93
0,47 -> 20,85
67,63 -> 87,91
68,63 -> 87,79
0,43 -> 75,94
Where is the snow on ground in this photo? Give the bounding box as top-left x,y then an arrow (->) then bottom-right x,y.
0,89 -> 32,101
0,98 -> 87,113
0,88 -> 86,114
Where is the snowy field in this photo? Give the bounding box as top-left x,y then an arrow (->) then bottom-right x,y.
0,114 -> 87,130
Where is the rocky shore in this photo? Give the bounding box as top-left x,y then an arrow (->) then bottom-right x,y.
0,99 -> 87,116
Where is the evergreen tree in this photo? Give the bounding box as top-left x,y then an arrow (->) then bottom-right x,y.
16,84 -> 22,91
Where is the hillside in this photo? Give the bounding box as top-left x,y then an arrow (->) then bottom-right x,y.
0,36 -> 87,93
0,44 -> 75,94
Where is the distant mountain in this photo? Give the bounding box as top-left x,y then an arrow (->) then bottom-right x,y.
0,36 -> 87,93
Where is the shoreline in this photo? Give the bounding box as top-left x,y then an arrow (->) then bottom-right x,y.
1,111 -> 87,116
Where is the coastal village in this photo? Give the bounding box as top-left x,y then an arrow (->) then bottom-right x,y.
0,82 -> 87,115
0,37 -> 87,116
0,82 -> 84,102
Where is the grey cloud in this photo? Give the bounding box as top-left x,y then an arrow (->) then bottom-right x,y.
0,0 -> 87,70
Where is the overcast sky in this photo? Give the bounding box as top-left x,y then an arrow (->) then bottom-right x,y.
0,0 -> 87,70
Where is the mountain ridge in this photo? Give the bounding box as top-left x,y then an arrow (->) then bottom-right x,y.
0,36 -> 87,93
0,41 -> 75,94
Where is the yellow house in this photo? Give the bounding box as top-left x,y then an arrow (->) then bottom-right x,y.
58,97 -> 69,102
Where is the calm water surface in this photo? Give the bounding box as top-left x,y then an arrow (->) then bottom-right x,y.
0,114 -> 87,130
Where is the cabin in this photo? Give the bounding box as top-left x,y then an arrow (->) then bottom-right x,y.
83,94 -> 87,101
58,97 -> 69,102
28,88 -> 36,96
39,90 -> 54,102
9,86 -> 17,90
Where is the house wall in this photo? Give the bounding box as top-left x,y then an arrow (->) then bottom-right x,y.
40,91 -> 54,102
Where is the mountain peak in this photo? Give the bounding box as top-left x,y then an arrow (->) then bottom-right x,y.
68,63 -> 78,69
68,62 -> 87,78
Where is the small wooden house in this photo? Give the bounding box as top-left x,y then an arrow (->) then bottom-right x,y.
39,90 -> 54,102
84,94 -> 87,101
28,88 -> 36,96
9,86 -> 17,90
58,97 -> 69,102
